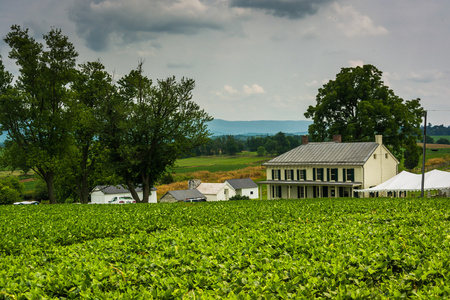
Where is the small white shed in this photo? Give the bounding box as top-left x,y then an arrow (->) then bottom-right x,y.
196,182 -> 236,201
225,178 -> 259,199
90,185 -> 158,203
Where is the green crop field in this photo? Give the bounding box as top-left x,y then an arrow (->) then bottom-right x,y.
172,154 -> 273,174
1,198 -> 449,299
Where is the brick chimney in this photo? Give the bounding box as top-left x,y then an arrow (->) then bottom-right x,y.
302,135 -> 308,144
333,134 -> 342,143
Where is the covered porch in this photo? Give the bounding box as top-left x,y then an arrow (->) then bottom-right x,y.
258,180 -> 362,200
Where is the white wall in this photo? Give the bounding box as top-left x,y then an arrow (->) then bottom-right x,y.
240,187 -> 259,199
91,191 -> 157,203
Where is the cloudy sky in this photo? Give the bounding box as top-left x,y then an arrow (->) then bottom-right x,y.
1,0 -> 449,125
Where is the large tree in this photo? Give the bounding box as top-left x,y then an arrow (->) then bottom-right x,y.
0,25 -> 78,203
101,63 -> 213,203
304,64 -> 423,162
58,61 -> 115,203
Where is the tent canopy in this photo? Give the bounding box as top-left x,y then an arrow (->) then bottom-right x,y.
358,170 -> 450,192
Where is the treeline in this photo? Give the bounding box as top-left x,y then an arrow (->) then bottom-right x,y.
188,132 -> 302,157
425,124 -> 450,136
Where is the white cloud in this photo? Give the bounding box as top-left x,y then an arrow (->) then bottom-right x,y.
219,83 -> 265,97
224,84 -> 239,95
329,3 -> 388,38
407,70 -> 443,83
348,60 -> 364,68
243,84 -> 266,95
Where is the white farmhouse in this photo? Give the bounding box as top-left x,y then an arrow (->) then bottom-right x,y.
225,178 -> 259,199
90,185 -> 158,203
196,182 -> 236,201
260,135 -> 398,199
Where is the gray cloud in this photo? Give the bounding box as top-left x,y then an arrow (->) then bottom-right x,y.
68,0 -> 226,51
230,0 -> 333,19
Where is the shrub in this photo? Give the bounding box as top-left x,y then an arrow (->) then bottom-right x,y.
229,195 -> 250,200
436,137 -> 450,145
0,177 -> 24,205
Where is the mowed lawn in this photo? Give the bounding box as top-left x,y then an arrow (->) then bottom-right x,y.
172,153 -> 273,174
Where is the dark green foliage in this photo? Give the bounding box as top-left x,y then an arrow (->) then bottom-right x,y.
0,177 -> 23,204
257,146 -> 266,156
425,135 -> 434,144
229,194 -> 250,200
101,63 -> 213,202
0,25 -> 78,204
436,137 -> 450,145
403,141 -> 421,170
426,124 -> 450,136
305,65 -> 424,161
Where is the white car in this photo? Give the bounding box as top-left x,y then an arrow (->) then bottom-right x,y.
108,196 -> 136,204
13,200 -> 39,205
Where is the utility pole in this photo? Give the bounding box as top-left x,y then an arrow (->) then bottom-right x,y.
420,110 -> 427,197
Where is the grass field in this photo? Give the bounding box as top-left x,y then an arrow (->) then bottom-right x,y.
1,197 -> 449,298
171,153 -> 273,174
430,135 -> 450,142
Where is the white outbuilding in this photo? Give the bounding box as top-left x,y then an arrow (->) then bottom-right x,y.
196,182 -> 236,201
90,185 -> 158,203
225,178 -> 259,199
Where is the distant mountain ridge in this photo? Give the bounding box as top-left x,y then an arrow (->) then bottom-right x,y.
0,120 -> 312,145
208,119 -> 312,136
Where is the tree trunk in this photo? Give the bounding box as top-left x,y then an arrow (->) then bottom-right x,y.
40,169 -> 57,204
126,179 -> 142,203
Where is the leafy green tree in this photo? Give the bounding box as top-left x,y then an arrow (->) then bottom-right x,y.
304,64 -> 424,162
257,146 -> 266,156
0,177 -> 24,205
58,61 -> 115,203
436,137 -> 450,145
101,63 -> 213,203
273,132 -> 290,155
425,135 -> 434,144
225,135 -> 240,155
0,26 -> 78,204
403,140 -> 421,170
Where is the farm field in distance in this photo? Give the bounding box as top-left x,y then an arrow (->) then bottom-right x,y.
171,152 -> 273,174
1,197 -> 449,298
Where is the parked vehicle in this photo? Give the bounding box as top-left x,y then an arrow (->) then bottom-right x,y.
108,197 -> 136,204
183,197 -> 207,203
13,201 -> 39,205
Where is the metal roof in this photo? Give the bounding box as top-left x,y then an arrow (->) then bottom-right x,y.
197,183 -> 233,195
166,189 -> 206,201
225,178 -> 258,189
263,142 -> 378,166
93,185 -> 157,195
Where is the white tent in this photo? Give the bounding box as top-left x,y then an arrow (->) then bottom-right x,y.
357,170 -> 450,194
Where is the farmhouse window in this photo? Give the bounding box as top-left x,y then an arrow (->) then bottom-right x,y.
285,169 -> 294,180
297,169 -> 306,180
272,169 -> 281,180
330,168 -> 338,181
316,168 -> 324,181
385,153 -> 388,159
272,186 -> 282,198
298,186 -> 306,198
345,168 -> 355,182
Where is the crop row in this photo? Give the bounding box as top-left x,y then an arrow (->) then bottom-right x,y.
1,198 -> 450,298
